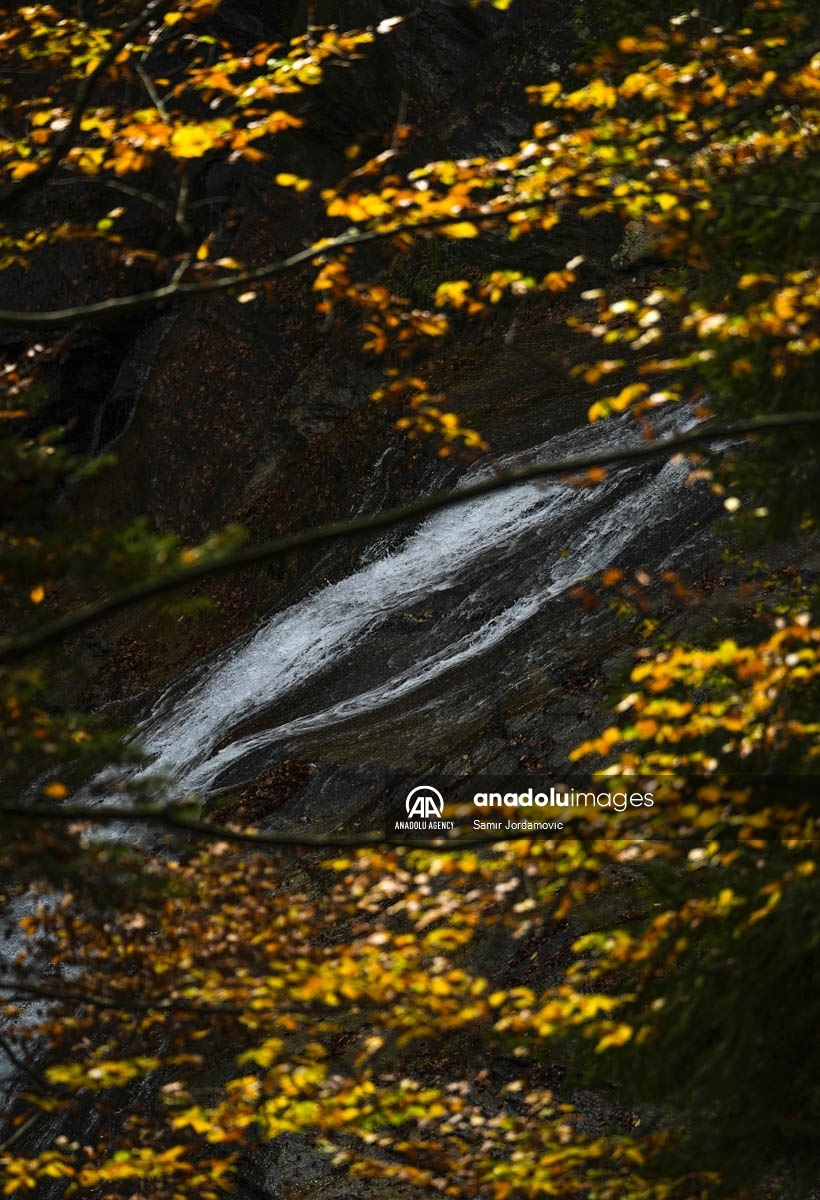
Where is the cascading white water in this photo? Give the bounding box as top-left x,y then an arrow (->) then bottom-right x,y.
131,409 -> 709,798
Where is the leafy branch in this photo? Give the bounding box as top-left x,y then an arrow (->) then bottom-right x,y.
0,0 -> 174,211
0,204 -> 532,329
3,182 -> 820,331
3,409 -> 820,665
0,974 -> 341,1016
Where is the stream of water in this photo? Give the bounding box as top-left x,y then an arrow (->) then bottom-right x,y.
130,408 -> 715,801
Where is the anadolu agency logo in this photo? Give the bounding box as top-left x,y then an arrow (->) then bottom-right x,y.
392,785 -> 455,833
406,785 -> 443,820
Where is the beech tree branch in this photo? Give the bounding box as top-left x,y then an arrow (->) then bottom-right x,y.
0,206 -> 528,329
5,162 -> 817,331
0,975 -> 383,1017
0,1034 -> 48,1094
2,408 -> 819,666
50,172 -> 174,213
0,0 -> 173,211
0,1112 -> 45,1155
665,185 -> 820,215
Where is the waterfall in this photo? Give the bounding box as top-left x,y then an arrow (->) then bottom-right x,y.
129,408 -> 713,798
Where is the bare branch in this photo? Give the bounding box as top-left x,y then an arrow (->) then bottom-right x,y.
135,56 -> 169,120
0,1112 -> 45,1155
0,800 -> 564,850
668,185 -> 820,215
0,1034 -> 48,1094
50,172 -> 173,213
1,409 -> 819,666
0,976 -> 265,1016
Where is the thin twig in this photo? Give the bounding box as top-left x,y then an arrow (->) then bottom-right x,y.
0,1034 -> 48,1094
135,56 -> 169,119
50,174 -> 173,213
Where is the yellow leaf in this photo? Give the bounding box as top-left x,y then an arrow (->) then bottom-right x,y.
9,161 -> 39,180
275,173 -> 311,192
608,382 -> 650,412
29,585 -> 45,604
171,124 -> 217,159
542,270 -> 570,292
434,280 -> 471,308
42,1162 -> 74,1179
566,79 -> 617,110
654,192 -> 678,212
773,290 -> 797,320
530,81 -> 562,105
43,782 -> 68,799
442,221 -> 479,239
596,1023 -> 633,1051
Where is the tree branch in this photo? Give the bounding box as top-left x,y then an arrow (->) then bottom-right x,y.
668,185 -> 820,215
0,1034 -> 48,1094
4,176 -> 820,331
1,408 -> 819,666
0,800 -> 573,850
0,0 -> 173,211
50,172 -> 174,214
0,208 -> 510,329
0,1112 -> 45,1155
0,976 -> 279,1016
0,975 -> 386,1017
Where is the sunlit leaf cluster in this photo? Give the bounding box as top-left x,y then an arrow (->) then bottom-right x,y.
572,610 -> 820,772
0,837 -> 713,1199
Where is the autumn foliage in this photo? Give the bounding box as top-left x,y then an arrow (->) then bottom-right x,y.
2,0 -> 820,1197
